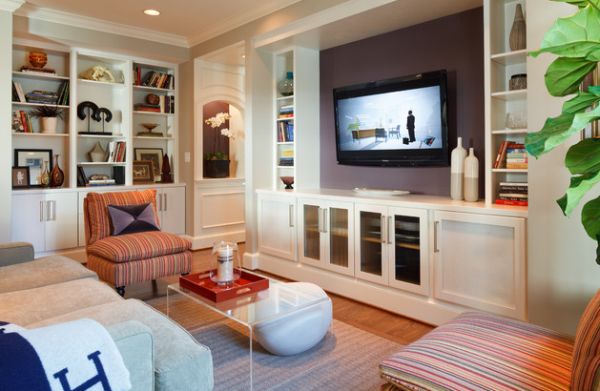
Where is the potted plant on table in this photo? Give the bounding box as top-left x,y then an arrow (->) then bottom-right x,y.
526,0 -> 600,263
31,105 -> 64,134
204,112 -> 235,178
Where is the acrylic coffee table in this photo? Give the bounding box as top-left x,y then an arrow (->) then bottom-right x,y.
167,271 -> 331,390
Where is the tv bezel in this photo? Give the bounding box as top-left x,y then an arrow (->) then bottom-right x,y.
333,70 -> 449,167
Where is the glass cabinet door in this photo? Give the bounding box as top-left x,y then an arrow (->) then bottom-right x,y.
387,207 -> 429,295
329,207 -> 349,268
303,204 -> 320,261
358,210 -> 386,281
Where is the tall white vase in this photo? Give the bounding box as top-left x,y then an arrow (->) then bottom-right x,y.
464,147 -> 479,202
450,137 -> 467,200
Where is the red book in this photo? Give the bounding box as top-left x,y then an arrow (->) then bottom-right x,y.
495,199 -> 528,206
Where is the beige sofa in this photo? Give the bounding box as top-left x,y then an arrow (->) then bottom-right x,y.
0,242 -> 214,391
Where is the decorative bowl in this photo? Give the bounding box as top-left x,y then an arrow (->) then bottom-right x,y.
29,51 -> 48,68
280,176 -> 294,190
146,94 -> 160,106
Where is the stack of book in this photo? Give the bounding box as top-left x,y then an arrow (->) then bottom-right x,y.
135,68 -> 174,90
12,110 -> 33,133
277,121 -> 294,142
278,104 -> 294,119
77,167 -> 116,187
493,141 -> 528,169
496,182 -> 528,206
19,66 -> 56,76
134,95 -> 174,114
107,141 -> 126,163
279,149 -> 294,166
25,90 -> 58,105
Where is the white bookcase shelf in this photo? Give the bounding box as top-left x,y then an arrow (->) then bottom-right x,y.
484,0 -> 529,207
12,71 -> 70,81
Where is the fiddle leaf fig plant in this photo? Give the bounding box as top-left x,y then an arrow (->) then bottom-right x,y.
526,0 -> 600,263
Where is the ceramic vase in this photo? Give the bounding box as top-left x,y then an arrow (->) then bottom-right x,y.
450,137 -> 467,200
161,154 -> 172,183
41,117 -> 57,134
50,154 -> 65,187
89,142 -> 106,162
39,160 -> 50,187
278,71 -> 294,96
509,4 -> 526,51
463,148 -> 479,202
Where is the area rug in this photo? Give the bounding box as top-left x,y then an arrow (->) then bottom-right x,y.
147,296 -> 403,390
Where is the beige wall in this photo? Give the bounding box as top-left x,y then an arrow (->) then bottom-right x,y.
178,60 -> 195,235
0,10 -> 14,241
527,0 -> 600,335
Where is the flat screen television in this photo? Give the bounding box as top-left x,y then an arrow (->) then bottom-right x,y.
333,70 -> 449,167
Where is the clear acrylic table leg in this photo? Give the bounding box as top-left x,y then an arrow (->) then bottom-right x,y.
248,325 -> 253,391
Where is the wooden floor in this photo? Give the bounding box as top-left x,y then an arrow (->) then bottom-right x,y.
125,246 -> 433,345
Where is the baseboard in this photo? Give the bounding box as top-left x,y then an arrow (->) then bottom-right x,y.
256,253 -> 466,326
189,230 -> 246,250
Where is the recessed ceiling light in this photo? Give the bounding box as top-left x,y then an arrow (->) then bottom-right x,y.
242,55 -> 246,59
144,9 -> 160,16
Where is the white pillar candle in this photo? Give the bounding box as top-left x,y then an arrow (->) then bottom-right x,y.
217,244 -> 234,283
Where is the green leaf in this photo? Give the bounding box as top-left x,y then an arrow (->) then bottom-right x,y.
545,57 -> 597,96
565,138 -> 600,174
526,102 -> 600,157
582,196 -> 600,240
533,3 -> 600,60
563,91 -> 600,113
557,170 -> 600,215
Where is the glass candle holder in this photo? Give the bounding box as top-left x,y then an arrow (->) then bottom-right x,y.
210,241 -> 240,285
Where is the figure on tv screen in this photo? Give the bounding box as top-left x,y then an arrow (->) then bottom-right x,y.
407,110 -> 416,143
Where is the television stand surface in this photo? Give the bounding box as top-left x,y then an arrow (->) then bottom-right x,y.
353,188 -> 410,197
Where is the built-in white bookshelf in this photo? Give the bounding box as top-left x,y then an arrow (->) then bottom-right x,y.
273,50 -> 295,189
484,0 -> 528,208
10,40 -> 179,190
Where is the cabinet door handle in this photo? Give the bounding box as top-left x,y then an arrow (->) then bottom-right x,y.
434,221 -> 440,253
380,215 -> 387,244
158,194 -> 162,211
388,216 -> 393,244
317,207 -> 323,233
52,200 -> 56,221
288,204 -> 295,228
46,201 -> 51,222
40,201 -> 44,222
164,194 -> 168,212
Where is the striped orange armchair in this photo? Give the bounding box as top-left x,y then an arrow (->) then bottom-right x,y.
84,189 -> 192,296
380,290 -> 600,390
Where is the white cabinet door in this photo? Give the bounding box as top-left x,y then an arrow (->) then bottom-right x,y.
297,198 -> 324,267
160,187 -> 186,235
433,211 -> 526,319
258,194 -> 297,261
323,200 -> 354,277
44,192 -> 79,252
11,193 -> 45,253
354,203 -> 389,285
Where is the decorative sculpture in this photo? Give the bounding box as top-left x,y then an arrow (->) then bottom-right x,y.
161,154 -> 172,183
77,101 -> 113,135
79,65 -> 118,83
93,107 -> 113,133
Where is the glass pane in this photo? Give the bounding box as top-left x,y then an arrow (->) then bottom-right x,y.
360,211 -> 382,276
303,204 -> 320,260
393,215 -> 420,285
329,207 -> 348,268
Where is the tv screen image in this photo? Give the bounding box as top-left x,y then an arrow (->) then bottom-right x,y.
334,70 -> 448,167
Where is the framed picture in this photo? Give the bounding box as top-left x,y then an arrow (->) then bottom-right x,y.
14,149 -> 52,187
12,167 -> 30,189
134,148 -> 163,181
133,160 -> 155,183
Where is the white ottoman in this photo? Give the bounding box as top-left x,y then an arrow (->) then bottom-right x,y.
254,282 -> 332,356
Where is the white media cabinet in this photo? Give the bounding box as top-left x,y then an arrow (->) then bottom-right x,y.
255,188 -> 527,325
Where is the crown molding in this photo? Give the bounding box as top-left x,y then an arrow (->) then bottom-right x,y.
0,0 -> 25,12
15,3 -> 189,48
187,0 -> 302,47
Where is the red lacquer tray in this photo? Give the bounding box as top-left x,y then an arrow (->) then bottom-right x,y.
179,270 -> 269,302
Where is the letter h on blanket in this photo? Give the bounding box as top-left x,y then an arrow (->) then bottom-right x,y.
54,351 -> 112,391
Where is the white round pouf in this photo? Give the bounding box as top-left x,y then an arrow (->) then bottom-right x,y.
254,282 -> 332,356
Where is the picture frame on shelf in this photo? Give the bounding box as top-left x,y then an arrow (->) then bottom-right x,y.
134,148 -> 163,181
12,167 -> 30,189
14,149 -> 52,187
133,160 -> 155,184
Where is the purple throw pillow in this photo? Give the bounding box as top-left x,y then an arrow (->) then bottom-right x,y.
107,203 -> 160,236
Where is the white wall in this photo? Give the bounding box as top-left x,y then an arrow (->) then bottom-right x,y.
0,9 -> 15,241
229,104 -> 245,178
527,0 -> 600,335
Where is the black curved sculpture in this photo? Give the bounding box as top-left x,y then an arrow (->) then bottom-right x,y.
77,101 -> 99,121
93,107 -> 113,133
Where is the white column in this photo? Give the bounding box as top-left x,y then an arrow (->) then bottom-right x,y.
0,1 -> 24,242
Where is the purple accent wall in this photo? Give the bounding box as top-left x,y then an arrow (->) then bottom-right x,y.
320,8 -> 484,196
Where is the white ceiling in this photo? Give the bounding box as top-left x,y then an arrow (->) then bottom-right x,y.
20,0 -> 302,47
